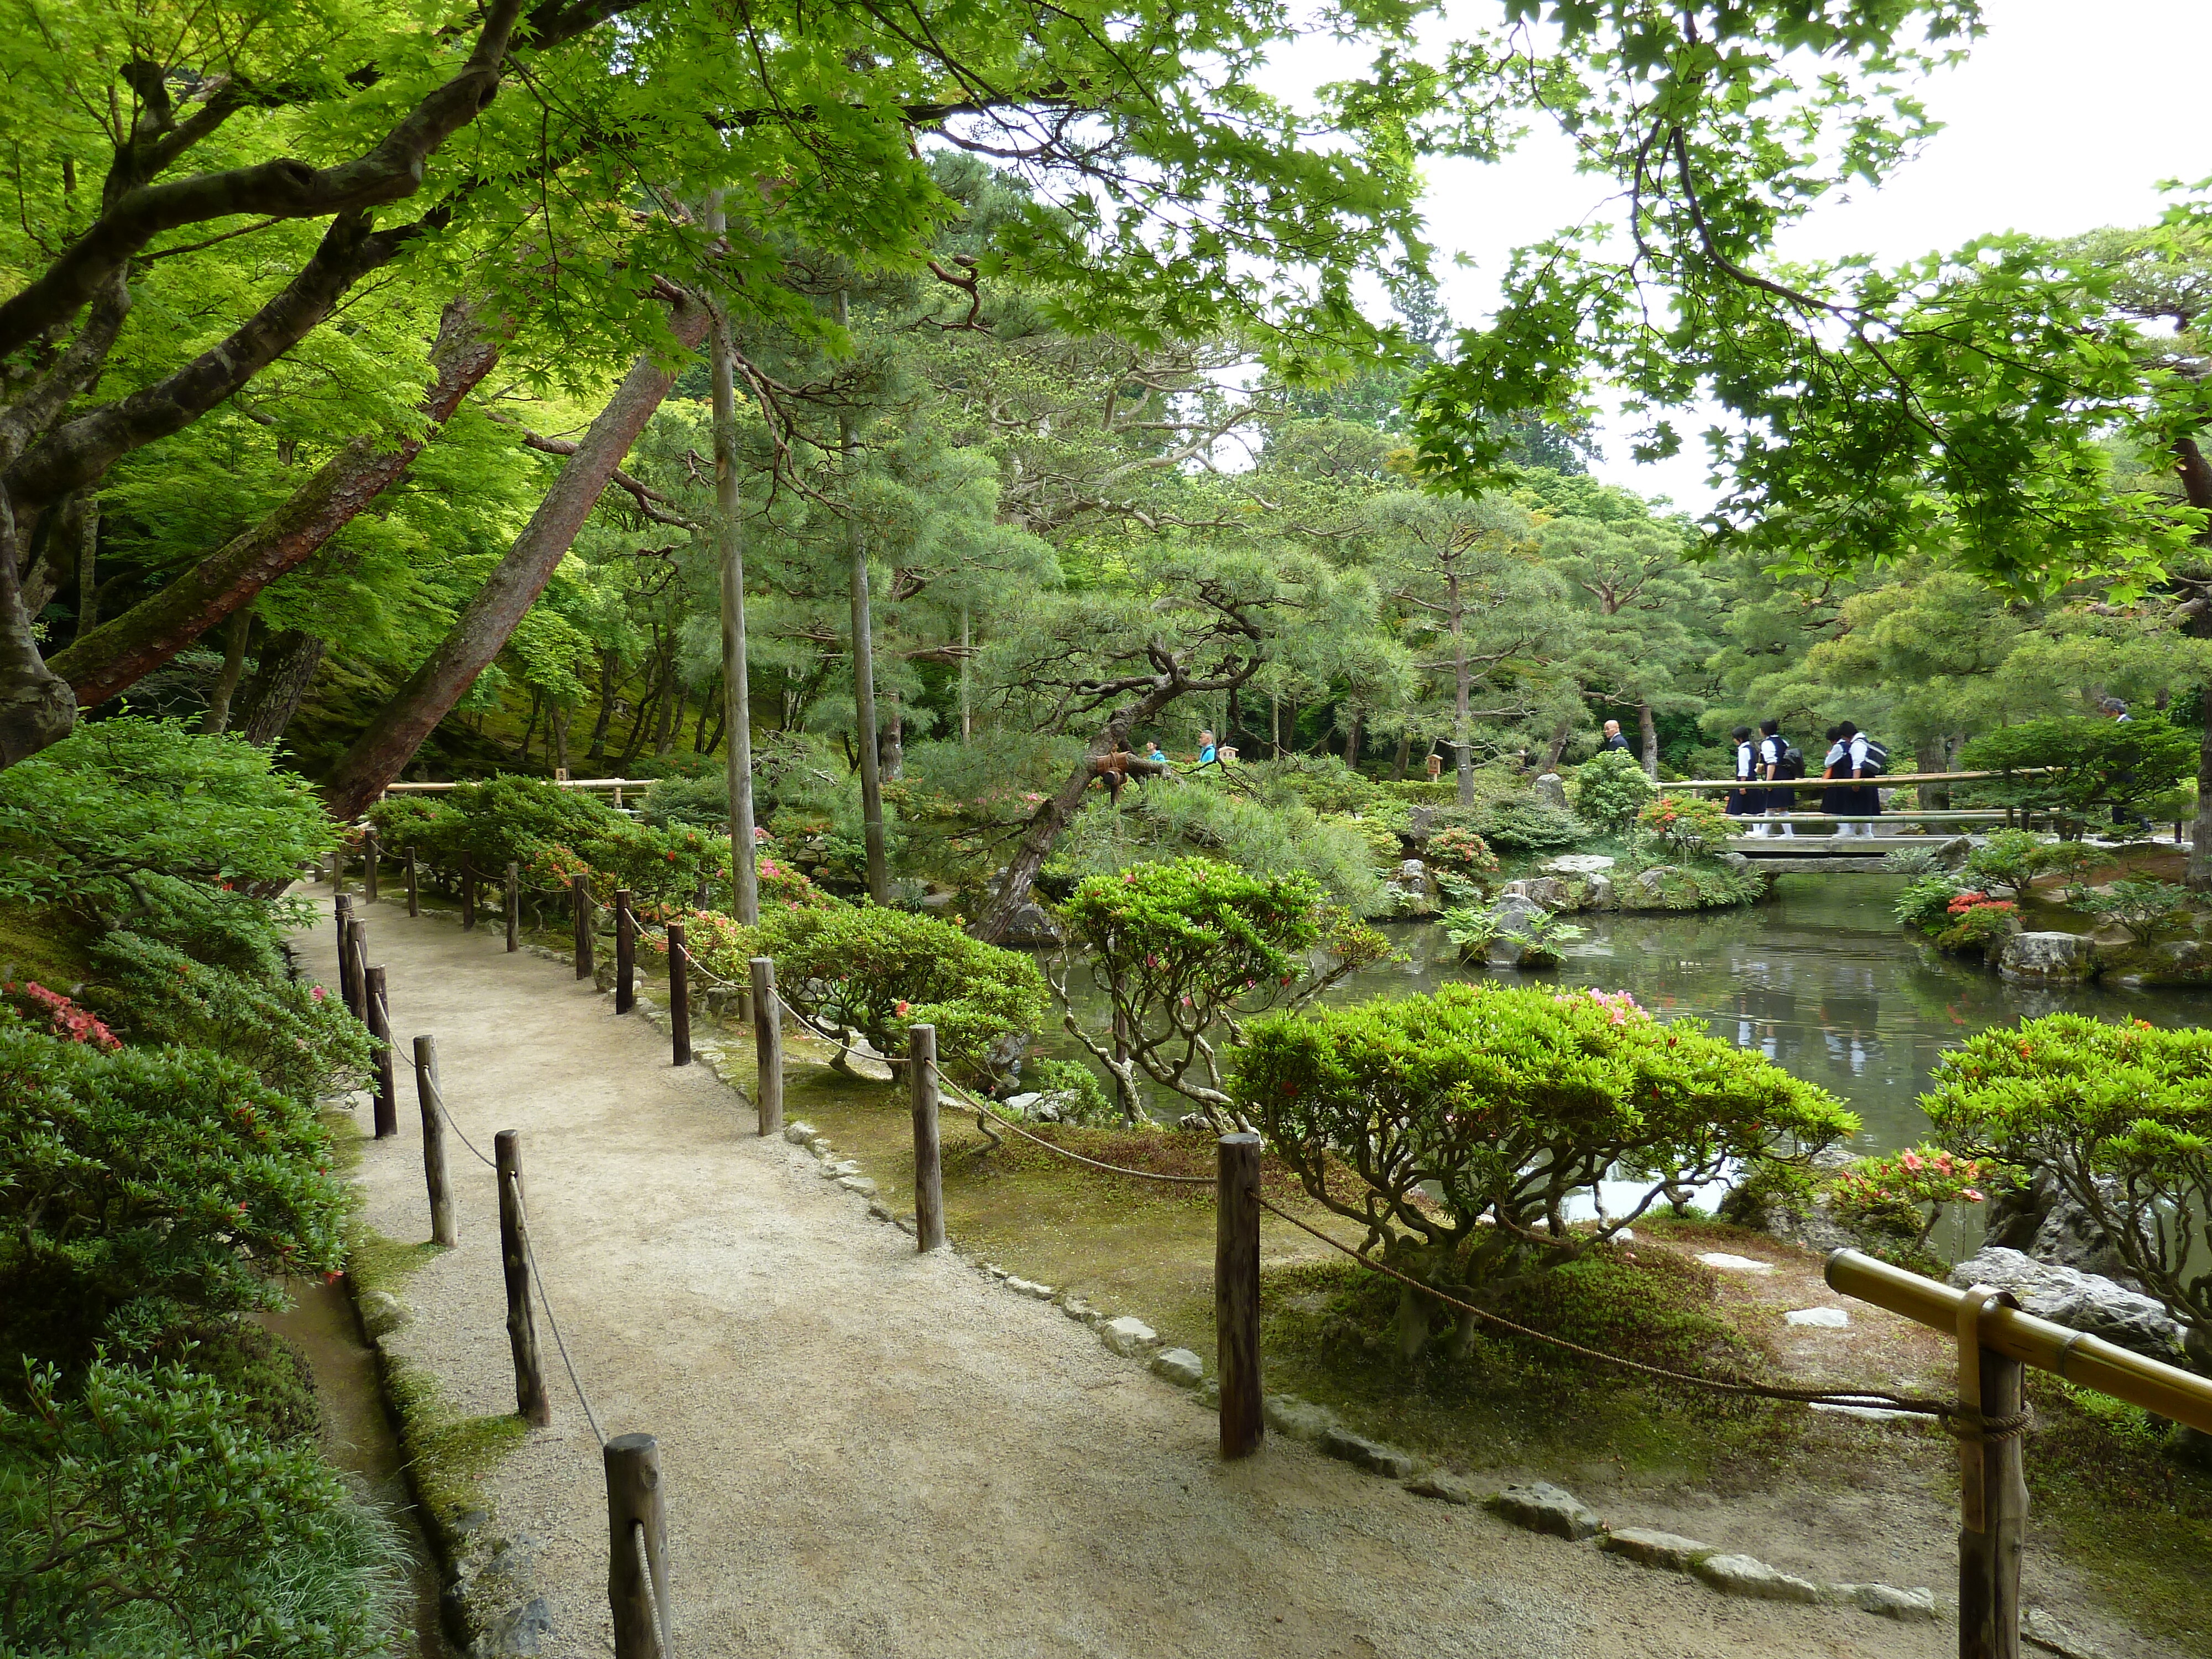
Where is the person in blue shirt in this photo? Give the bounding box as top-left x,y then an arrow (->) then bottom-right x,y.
1145,740 -> 1167,764
1197,730 -> 1218,765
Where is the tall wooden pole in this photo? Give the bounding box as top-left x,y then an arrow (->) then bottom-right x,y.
706,192 -> 760,928
1957,1286 -> 2027,1659
833,288 -> 889,905
750,956 -> 782,1137
363,831 -> 380,902
1216,1131 -> 1264,1460
604,1432 -> 670,1659
572,874 -> 594,980
333,894 -> 356,1014
614,889 -> 635,1014
364,965 -> 398,1139
505,860 -> 519,952
494,1130 -> 552,1427
667,920 -> 691,1067
909,1023 -> 945,1252
413,1035 -> 456,1246
342,916 -> 367,1023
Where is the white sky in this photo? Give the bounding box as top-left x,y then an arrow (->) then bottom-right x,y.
1410,0 -> 2212,511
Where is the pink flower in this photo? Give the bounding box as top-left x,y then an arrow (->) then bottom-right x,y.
1901,1150 -> 1923,1173
311,985 -> 327,1002
1962,1188 -> 1984,1203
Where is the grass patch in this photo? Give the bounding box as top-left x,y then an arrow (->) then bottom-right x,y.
0,896 -> 98,992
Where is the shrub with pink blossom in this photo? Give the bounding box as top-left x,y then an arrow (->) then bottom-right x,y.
1828,1144 -> 1995,1252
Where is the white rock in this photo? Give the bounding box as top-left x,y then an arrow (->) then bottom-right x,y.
1785,1307 -> 1850,1328
1697,1251 -> 1776,1275
1835,1583 -> 1939,1623
1692,1553 -> 1824,1604
1613,1228 -> 1635,1243
782,1121 -> 817,1145
1262,1394 -> 1340,1442
806,1136 -> 834,1157
1004,1277 -> 1055,1300
1543,853 -> 1616,874
1003,1092 -> 1042,1114
837,1175 -> 877,1197
1601,1528 -> 1708,1571
1150,1348 -> 1204,1387
1061,1298 -> 1095,1322
819,1159 -> 860,1180
1098,1316 -> 1160,1357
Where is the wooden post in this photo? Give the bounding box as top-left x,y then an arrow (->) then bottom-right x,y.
667,920 -> 691,1066
1957,1286 -> 2027,1659
461,854 -> 476,930
364,966 -> 399,1139
505,861 -> 520,952
909,1022 -> 945,1251
615,889 -> 635,1014
363,832 -> 380,902
494,1130 -> 552,1427
572,875 -> 595,979
333,894 -> 356,1013
405,846 -> 420,917
413,1036 -> 456,1246
604,1432 -> 669,1659
342,917 -> 368,1023
330,847 -> 346,894
750,957 -> 782,1138
1216,1131 -> 1264,1460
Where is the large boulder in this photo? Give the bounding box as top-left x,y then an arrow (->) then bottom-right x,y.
2101,937 -> 2212,988
1498,877 -> 1573,911
1543,853 -> 1616,875
1579,872 -> 1614,910
1532,773 -> 1569,810
1492,892 -> 1547,932
1997,931 -> 2096,985
1948,1246 -> 2185,1363
2029,1180 -> 2144,1287
1633,865 -> 1680,897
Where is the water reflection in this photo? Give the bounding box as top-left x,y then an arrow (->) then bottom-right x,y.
1048,875 -> 2211,1157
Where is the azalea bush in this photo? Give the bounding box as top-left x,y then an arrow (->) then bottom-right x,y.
3,980 -> 119,1051
1635,792 -> 1736,857
1234,981 -> 1856,1358
1828,1144 -> 1994,1253
1423,826 -> 1499,875
1571,749 -> 1658,834
0,1359 -> 405,1658
0,1017 -> 350,1369
1959,828 -> 2045,900
1052,858 -> 1389,1125
1934,893 -> 2017,954
1922,1014 -> 2212,1359
1470,796 -> 1585,852
1895,874 -> 1966,932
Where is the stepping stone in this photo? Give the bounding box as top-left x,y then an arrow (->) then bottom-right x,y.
1149,1348 -> 1204,1387
1692,1552 -> 1823,1604
1601,1528 -> 1708,1571
1785,1306 -> 1849,1328
1697,1252 -> 1776,1275
1485,1482 -> 1602,1541
1262,1394 -> 1339,1442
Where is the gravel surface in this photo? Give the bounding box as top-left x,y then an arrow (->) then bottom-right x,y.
304,893 -> 1989,1658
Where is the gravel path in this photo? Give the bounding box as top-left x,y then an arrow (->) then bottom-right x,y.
307,890 -> 1963,1659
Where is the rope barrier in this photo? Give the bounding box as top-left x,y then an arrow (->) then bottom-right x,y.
634,1521 -> 672,1657
422,1071 -> 497,1170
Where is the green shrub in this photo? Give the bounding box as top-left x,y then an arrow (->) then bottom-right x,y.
1570,750 -> 1657,834
1828,1145 -> 1995,1254
638,769 -> 734,829
1634,793 -> 1736,857
0,1359 -> 406,1658
1922,1014 -> 2212,1352
1234,982 -> 1855,1357
1240,754 -> 1384,816
1877,844 -> 1944,875
1054,858 -> 1389,1124
1013,1056 -> 1117,1127
1614,859 -> 1765,911
904,734 -> 1089,813
1895,874 -> 1965,932
1933,895 -> 2019,954
0,1018 -> 350,1367
1959,715 -> 2194,826
1322,812 -> 1405,868
1423,826 -> 1499,875
1470,796 -> 1585,852
2075,878 -> 2194,943
440,774 -> 625,870
2025,841 -> 2119,895
1960,828 -> 2046,899
359,794 -> 451,859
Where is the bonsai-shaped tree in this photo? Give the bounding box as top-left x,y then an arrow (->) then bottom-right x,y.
1959,716 -> 2193,833
1572,748 -> 1658,834
1051,858 -> 1388,1125
1234,982 -> 1855,1359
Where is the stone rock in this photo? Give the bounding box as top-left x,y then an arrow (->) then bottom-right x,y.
1407,805 -> 1440,840
1936,834 -> 1974,867
1493,892 -> 1547,932
1999,931 -> 2096,985
1784,1307 -> 1850,1328
472,1595 -> 552,1657
820,1159 -> 860,1180
1097,1316 -> 1159,1357
1484,1481 -> 1602,1542
1499,877 -> 1573,911
2022,1606 -> 2115,1659
1600,1528 -> 1708,1571
867,1200 -> 893,1222
1004,1277 -> 1055,1300
1150,1348 -> 1204,1387
836,1175 -> 877,1197
806,1136 -> 834,1157
1062,1298 -> 1096,1322
1484,937 -> 1526,968
1176,1113 -> 1214,1134
1404,1474 -> 1480,1505
1579,872 -> 1614,910
1262,1394 -> 1341,1442
358,1289 -> 410,1339
2028,1181 -> 2142,1286
782,1121 -> 817,1146
1833,1583 -> 1940,1623
1542,853 -> 1616,875
1697,1251 -> 1776,1275
1691,1553 -> 1824,1604
1948,1247 -> 2184,1362
1715,851 -> 1751,874
917,890 -> 957,912
1533,773 -> 1569,810
996,901 -> 1064,946
1317,1427 -> 1417,1479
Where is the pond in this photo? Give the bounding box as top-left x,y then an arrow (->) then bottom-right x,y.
1045,871 -> 2208,1162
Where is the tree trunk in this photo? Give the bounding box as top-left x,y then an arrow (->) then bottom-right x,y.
49,300 -> 502,709
69,493 -> 101,641
0,494 -> 74,765
320,294 -> 708,821
958,604 -> 972,743
836,291 -> 890,905
651,663 -> 681,755
2177,436 -> 2212,889
617,644 -> 664,771
1390,728 -> 1410,780
585,649 -> 618,760
1344,709 -> 1363,771
1449,573 -> 1474,806
705,233 -> 760,926
1916,735 -> 1950,810
1542,713 -> 1573,772
201,610 -> 253,734
234,630 -> 326,748
883,691 -> 904,781
1637,700 -> 1659,779
517,686 -> 542,764
551,702 -> 571,774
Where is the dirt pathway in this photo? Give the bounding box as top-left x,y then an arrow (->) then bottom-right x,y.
306,889 -> 1966,1659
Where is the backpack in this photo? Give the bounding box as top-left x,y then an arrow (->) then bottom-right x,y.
1778,744 -> 1806,781
1857,738 -> 1890,778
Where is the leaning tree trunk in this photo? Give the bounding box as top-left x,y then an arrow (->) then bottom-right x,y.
2178,437 -> 2212,890
234,630 -> 326,748
585,650 -> 618,761
50,300 -> 502,709
201,611 -> 254,734
0,494 -> 72,765
320,295 -> 708,821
